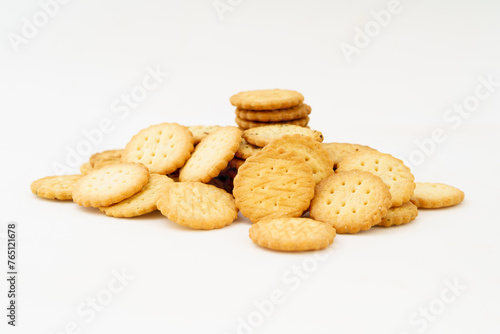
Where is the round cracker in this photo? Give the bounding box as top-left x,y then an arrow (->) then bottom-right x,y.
242,124 -> 323,148
235,104 -> 311,122
80,162 -> 93,176
230,89 -> 304,110
263,134 -> 334,184
228,158 -> 245,170
336,151 -> 415,207
156,182 -> 237,230
321,142 -> 376,167
99,174 -> 174,218
235,139 -> 262,160
249,218 -> 336,252
233,148 -> 315,223
235,116 -> 309,130
31,175 -> 82,200
72,163 -> 149,207
377,202 -> 418,227
122,123 -> 194,174
89,149 -> 123,168
410,182 -> 464,209
179,126 -> 242,183
310,170 -> 392,234
188,125 -> 222,145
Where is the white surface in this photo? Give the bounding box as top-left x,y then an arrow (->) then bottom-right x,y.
1,0 -> 499,333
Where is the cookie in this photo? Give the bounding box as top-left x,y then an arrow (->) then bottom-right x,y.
228,158 -> 245,170
321,142 -> 376,167
31,175 -> 82,200
179,126 -> 242,182
235,104 -> 312,122
156,182 -> 238,230
377,202 -> 418,227
235,116 -> 310,130
122,123 -> 194,174
336,151 -> 415,207
188,125 -> 222,145
235,139 -> 262,160
80,162 -> 93,175
249,218 -> 336,252
242,124 -> 323,147
89,149 -> 123,168
230,89 -> 304,110
310,170 -> 392,234
99,174 -> 174,218
262,134 -> 334,184
233,148 -> 315,223
72,163 -> 149,207
410,182 -> 465,209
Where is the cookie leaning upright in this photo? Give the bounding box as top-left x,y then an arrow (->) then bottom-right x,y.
122,123 -> 194,174
230,89 -> 304,110
233,148 -> 315,223
72,163 -> 149,207
262,134 -> 334,184
179,126 -> 242,183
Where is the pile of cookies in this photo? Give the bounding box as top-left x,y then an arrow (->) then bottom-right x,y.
230,89 -> 311,130
30,89 -> 465,252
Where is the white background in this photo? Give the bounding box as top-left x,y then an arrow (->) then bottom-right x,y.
1,0 -> 499,333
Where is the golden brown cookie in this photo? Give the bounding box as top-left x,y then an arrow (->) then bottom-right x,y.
262,134 -> 334,184
179,126 -> 242,182
233,148 -> 315,223
31,175 -> 82,200
99,174 -> 174,217
80,162 -> 93,175
310,170 -> 392,234
230,89 -> 304,110
235,104 -> 312,122
242,124 -> 323,147
410,182 -> 465,209
336,151 -> 415,207
122,123 -> 194,174
235,116 -> 309,130
249,218 -> 336,252
228,158 -> 245,170
72,163 -> 149,207
235,139 -> 262,160
188,125 -> 222,145
377,202 -> 418,227
156,182 -> 238,229
321,142 -> 376,167
89,149 -> 123,168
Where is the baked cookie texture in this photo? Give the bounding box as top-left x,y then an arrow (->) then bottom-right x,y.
410,182 -> 464,208
122,123 -> 194,174
157,182 -> 238,230
249,218 -> 336,251
310,170 -> 392,234
72,163 -> 149,208
230,89 -> 304,110
233,148 -> 315,223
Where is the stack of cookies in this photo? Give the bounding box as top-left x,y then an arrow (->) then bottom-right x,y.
230,89 -> 311,130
